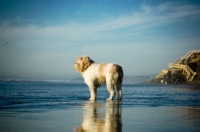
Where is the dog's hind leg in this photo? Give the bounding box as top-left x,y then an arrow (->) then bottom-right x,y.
116,71 -> 123,100
116,84 -> 122,100
106,78 -> 116,100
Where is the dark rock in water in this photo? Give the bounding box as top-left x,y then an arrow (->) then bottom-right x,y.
141,50 -> 200,85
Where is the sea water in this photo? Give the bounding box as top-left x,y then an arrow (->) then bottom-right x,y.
0,82 -> 200,131
0,83 -> 199,111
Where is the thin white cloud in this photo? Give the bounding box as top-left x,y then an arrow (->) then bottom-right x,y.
1,2 -> 200,43
0,2 -> 199,51
176,31 -> 191,36
1,2 -> 200,78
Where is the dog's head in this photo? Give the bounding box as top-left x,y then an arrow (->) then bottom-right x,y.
74,56 -> 94,73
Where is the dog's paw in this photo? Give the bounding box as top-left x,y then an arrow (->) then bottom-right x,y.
106,98 -> 113,101
117,97 -> 122,101
89,98 -> 96,101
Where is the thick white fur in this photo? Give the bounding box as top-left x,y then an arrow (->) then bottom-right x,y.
74,56 -> 123,100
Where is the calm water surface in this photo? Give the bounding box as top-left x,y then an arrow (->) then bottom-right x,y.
0,82 -> 200,131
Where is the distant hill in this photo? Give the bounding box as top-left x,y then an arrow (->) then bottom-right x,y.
0,75 -> 153,84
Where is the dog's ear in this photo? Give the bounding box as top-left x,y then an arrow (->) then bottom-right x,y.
82,56 -> 94,71
82,56 -> 90,63
74,56 -> 94,73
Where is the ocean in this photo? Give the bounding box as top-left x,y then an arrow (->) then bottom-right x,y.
0,82 -> 200,132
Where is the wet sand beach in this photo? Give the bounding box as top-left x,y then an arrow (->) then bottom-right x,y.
0,83 -> 200,132
1,102 -> 200,132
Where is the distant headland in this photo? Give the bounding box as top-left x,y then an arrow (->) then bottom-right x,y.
142,50 -> 200,85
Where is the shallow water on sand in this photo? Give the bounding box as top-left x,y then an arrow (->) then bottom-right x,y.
0,83 -> 200,131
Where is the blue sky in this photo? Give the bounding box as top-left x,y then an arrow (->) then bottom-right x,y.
0,0 -> 200,79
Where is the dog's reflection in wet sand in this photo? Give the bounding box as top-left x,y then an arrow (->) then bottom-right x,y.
75,101 -> 122,132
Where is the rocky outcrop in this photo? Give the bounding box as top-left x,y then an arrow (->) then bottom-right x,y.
141,50 -> 200,85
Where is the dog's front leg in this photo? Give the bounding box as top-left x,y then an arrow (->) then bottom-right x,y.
88,85 -> 97,100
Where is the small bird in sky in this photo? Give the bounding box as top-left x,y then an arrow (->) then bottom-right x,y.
5,42 -> 9,46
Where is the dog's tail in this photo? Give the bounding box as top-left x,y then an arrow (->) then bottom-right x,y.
113,64 -> 123,100
113,64 -> 124,85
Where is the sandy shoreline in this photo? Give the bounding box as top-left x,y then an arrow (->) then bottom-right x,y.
1,101 -> 200,132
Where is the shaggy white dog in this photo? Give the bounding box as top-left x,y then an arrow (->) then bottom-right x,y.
74,56 -> 123,100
